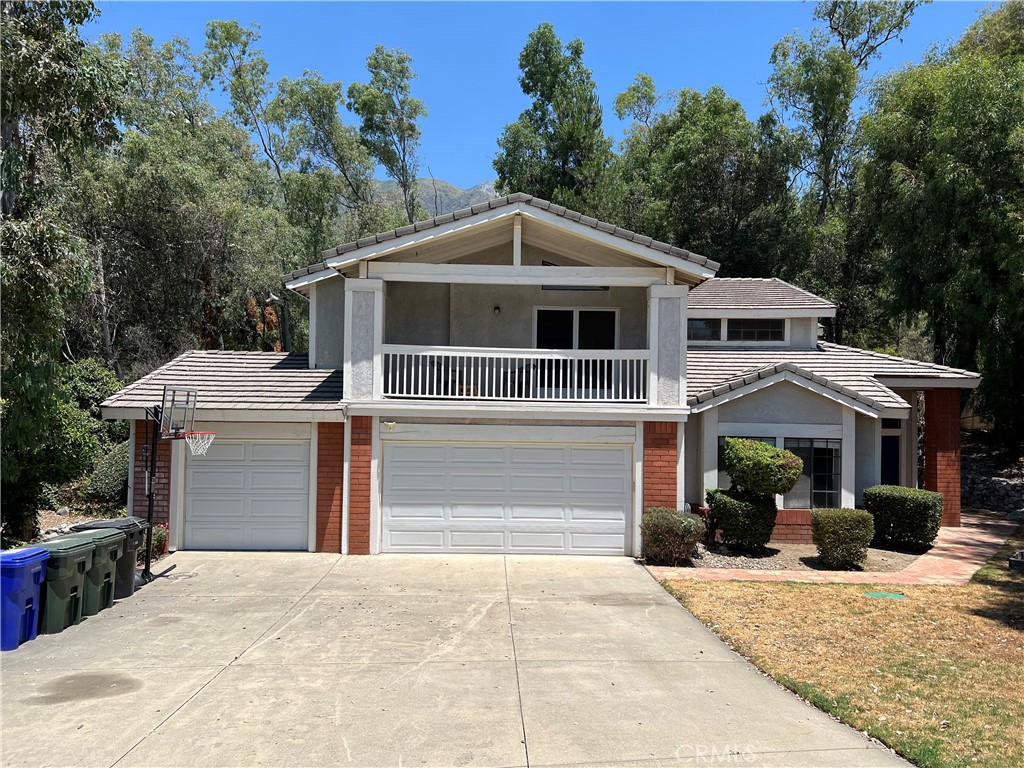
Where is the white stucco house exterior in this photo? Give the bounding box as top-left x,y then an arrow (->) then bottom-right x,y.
102,194 -> 979,555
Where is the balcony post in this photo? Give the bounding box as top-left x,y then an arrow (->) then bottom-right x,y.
647,285 -> 689,407
343,278 -> 384,400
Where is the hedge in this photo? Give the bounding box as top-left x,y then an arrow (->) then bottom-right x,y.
722,438 -> 803,496
863,485 -> 943,550
706,489 -> 778,552
641,507 -> 706,565
811,508 -> 874,569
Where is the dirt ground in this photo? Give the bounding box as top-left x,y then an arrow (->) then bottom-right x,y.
692,541 -> 921,571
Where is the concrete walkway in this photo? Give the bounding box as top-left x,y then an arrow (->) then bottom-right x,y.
2,553 -> 907,767
648,510 -> 1020,585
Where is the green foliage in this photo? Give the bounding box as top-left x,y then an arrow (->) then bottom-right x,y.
811,508 -> 874,568
347,45 -> 427,224
705,489 -> 779,552
641,507 -> 706,566
863,485 -> 943,550
723,438 -> 803,496
86,440 -> 130,503
862,5 -> 1024,451
494,23 -> 612,206
140,523 -> 169,562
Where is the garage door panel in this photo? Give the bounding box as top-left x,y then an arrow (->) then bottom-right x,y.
451,473 -> 506,492
450,504 -> 505,520
509,505 -> 566,521
248,468 -> 307,491
449,530 -> 505,550
571,474 -> 628,494
185,439 -> 309,551
388,503 -> 445,520
382,436 -> 632,555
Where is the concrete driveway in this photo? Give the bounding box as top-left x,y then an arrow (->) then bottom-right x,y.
2,553 -> 907,768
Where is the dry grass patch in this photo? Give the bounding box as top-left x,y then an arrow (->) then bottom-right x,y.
666,525 -> 1024,768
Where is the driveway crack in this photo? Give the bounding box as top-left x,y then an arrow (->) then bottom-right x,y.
504,556 -> 530,768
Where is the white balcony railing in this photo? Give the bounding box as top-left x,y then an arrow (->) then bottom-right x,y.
382,345 -> 649,403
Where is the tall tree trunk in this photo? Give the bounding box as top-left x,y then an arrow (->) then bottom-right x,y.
93,245 -> 121,378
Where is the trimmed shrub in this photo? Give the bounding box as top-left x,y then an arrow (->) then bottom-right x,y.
706,489 -> 778,552
86,441 -> 130,503
722,438 -> 803,496
641,507 -> 706,565
811,508 -> 874,569
863,485 -> 943,549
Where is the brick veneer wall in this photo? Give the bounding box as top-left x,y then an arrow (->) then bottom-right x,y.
643,422 -> 678,511
924,388 -> 962,527
348,416 -> 373,554
316,422 -> 345,552
132,419 -> 172,528
772,509 -> 813,544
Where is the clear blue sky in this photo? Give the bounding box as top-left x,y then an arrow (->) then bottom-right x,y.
88,1 -> 988,189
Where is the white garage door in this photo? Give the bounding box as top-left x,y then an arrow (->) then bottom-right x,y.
382,440 -> 632,554
185,439 -> 309,550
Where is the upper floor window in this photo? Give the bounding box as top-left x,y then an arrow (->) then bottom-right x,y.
726,319 -> 785,342
687,318 -> 722,341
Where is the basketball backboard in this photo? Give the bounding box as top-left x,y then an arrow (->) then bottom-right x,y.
159,386 -> 198,437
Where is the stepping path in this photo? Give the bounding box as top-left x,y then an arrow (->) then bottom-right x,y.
647,511 -> 1021,586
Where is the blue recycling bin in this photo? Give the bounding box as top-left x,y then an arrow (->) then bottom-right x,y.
0,547 -> 50,651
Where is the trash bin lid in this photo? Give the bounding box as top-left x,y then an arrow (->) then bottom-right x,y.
0,547 -> 50,568
34,536 -> 97,557
70,516 -> 148,533
66,529 -> 127,546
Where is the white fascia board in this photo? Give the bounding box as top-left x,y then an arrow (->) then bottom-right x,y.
689,370 -> 884,418
284,268 -> 338,292
688,307 -> 835,319
518,206 -> 717,280
367,263 -> 665,286
100,406 -> 346,422
325,207 -> 519,270
344,400 -> 689,422
876,376 -> 981,390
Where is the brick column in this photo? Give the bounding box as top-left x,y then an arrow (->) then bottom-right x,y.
132,419 -> 172,528
923,388 -> 961,527
316,422 -> 344,552
643,422 -> 678,512
348,416 -> 373,554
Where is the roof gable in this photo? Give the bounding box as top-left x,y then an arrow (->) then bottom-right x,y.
284,193 -> 719,290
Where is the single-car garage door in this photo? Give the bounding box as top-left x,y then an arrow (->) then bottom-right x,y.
382,439 -> 632,554
185,439 -> 309,550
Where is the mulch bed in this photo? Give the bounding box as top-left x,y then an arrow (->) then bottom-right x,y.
691,541 -> 920,572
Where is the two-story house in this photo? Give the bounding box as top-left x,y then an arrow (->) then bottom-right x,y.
102,194 -> 980,555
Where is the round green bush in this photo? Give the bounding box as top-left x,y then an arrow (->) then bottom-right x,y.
722,438 -> 803,496
641,507 -> 706,565
811,508 -> 875,569
706,489 -> 778,552
86,441 -> 130,503
863,485 -> 943,550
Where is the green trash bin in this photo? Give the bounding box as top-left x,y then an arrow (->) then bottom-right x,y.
66,529 -> 126,616
35,536 -> 95,634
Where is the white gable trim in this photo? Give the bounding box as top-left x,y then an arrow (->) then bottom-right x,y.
689,370 -> 892,418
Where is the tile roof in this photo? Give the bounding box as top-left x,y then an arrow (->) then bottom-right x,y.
284,192 -> 719,283
101,351 -> 343,412
688,278 -> 835,310
687,343 -> 980,411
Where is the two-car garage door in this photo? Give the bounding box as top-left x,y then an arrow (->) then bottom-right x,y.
382,437 -> 633,555
185,439 -> 309,550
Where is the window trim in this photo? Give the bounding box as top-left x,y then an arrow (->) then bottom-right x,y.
687,318 -> 791,346
532,306 -> 620,350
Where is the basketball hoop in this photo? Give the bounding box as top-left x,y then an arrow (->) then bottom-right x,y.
180,431 -> 216,456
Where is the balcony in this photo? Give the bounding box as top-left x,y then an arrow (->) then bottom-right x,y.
382,345 -> 649,403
